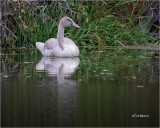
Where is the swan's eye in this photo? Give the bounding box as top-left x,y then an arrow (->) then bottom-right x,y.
67,19 -> 70,21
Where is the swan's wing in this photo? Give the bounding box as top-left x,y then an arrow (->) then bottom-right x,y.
44,38 -> 59,50
64,37 -> 75,45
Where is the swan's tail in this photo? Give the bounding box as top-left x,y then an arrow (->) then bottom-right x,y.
36,42 -> 44,55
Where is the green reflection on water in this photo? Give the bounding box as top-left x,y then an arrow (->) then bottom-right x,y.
1,48 -> 159,127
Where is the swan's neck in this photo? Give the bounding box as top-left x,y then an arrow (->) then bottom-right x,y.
57,22 -> 64,50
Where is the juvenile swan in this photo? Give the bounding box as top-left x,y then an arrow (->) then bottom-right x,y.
36,16 -> 80,57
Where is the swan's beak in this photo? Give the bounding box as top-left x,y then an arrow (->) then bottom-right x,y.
72,22 -> 80,28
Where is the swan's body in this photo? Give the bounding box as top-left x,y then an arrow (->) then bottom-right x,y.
36,16 -> 80,57
36,37 -> 79,57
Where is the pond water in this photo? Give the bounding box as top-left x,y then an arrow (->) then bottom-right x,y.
1,48 -> 159,127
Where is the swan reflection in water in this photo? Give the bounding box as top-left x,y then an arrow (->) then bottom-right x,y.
36,57 -> 80,126
36,57 -> 80,85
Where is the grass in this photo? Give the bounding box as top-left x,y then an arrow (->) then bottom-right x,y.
1,0 -> 158,48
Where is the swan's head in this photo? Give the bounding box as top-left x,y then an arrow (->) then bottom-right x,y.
60,16 -> 80,28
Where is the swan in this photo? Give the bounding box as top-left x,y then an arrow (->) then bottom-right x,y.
36,16 -> 80,57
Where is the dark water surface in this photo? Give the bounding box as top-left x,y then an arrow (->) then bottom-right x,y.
1,48 -> 159,127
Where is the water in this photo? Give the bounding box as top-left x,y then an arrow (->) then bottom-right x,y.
1,48 -> 159,127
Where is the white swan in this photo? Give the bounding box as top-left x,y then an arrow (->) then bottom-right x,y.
36,16 -> 80,57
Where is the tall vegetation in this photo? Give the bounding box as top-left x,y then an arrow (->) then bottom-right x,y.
1,0 -> 159,48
